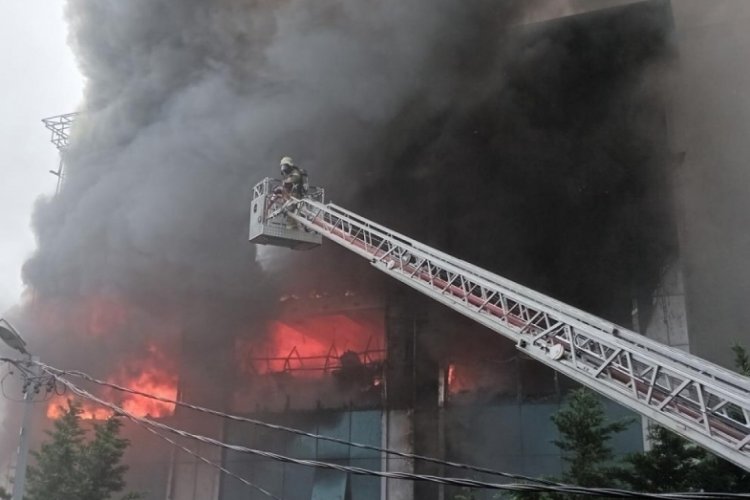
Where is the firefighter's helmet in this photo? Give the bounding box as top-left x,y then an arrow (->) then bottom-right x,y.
280,156 -> 295,176
280,156 -> 295,167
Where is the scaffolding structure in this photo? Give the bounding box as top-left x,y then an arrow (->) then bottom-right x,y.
41,112 -> 79,194
245,337 -> 385,375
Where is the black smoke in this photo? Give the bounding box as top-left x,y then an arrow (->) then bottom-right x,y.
17,0 -> 544,391
2,0 -> 679,479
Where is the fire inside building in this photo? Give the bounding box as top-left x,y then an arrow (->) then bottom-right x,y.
13,0 -> 750,499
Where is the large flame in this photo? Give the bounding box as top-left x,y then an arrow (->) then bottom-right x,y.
37,294 -> 180,420
46,399 -> 112,421
115,342 -> 179,417
237,311 -> 385,378
46,346 -> 178,420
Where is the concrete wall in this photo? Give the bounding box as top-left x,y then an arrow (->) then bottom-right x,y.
381,410 -> 414,500
643,258 -> 690,351
668,1 -> 750,367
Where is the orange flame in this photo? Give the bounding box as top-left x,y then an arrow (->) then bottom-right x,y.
46,340 -> 178,421
46,399 -> 113,420
31,293 -> 182,421
46,365 -> 178,421
446,363 -> 478,395
237,311 -> 385,377
119,368 -> 178,418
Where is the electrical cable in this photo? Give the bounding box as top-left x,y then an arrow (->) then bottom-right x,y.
39,362 -> 565,487
0,359 -> 278,500
46,368 -> 748,499
0,361 -> 56,404
6,357 -> 746,499
139,422 -> 280,500
0,371 -> 26,403
1,369 -> 22,401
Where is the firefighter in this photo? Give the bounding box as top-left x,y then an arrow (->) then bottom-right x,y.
279,156 -> 307,198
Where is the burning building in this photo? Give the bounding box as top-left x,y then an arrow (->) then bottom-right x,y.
173,2 -> 676,498
6,0 -> 750,499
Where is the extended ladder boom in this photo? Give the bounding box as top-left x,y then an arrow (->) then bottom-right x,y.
250,179 -> 750,470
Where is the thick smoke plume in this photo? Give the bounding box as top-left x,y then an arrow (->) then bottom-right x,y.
16,0 -> 544,386
2,0 -> 680,478
3,0 -> 534,452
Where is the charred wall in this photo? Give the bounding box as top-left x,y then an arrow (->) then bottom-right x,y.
373,0 -> 676,402
354,0 -> 675,328
295,0 -> 678,413
384,3 -> 674,496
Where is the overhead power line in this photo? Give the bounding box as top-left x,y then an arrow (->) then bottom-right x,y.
0,358 -> 277,500
3,357 -> 745,499
44,368 -> 746,499
39,363 -> 561,487
140,422 -> 280,500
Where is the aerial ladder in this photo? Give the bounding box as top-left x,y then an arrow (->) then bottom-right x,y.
249,177 -> 750,471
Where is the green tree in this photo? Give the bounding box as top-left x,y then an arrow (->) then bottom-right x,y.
732,343 -> 750,376
451,487 -> 477,500
0,485 -> 10,499
26,400 -> 87,500
513,346 -> 750,499
80,417 -> 133,500
551,388 -> 632,489
618,425 -> 706,492
26,400 -> 141,500
513,388 -> 632,499
694,343 -> 750,492
618,343 -> 750,494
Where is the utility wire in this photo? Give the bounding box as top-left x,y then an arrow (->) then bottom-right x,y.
0,359 -> 56,404
46,368 -> 747,499
140,422 -> 280,500
0,358 -> 278,500
39,363 -> 562,486
6,357 -> 749,498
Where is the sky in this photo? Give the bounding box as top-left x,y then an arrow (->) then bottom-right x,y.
0,0 -> 83,315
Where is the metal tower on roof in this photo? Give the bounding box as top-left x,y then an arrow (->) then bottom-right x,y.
41,112 -> 79,194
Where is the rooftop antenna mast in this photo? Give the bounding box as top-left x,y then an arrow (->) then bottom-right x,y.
41,112 -> 78,194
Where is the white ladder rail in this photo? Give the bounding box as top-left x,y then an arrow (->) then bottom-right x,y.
277,197 -> 750,470
322,202 -> 750,392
